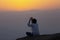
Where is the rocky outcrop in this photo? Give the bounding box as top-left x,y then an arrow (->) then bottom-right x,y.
16,33 -> 60,40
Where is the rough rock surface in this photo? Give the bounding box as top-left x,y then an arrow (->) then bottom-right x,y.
16,33 -> 60,40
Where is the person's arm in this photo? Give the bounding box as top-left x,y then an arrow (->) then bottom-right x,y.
27,18 -> 32,27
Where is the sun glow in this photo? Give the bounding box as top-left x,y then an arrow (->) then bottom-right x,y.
0,0 -> 60,11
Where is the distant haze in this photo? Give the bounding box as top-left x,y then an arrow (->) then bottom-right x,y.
0,10 -> 60,40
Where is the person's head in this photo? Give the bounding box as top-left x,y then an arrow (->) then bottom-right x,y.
32,18 -> 37,24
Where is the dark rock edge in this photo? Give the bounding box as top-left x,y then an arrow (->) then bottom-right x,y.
16,33 -> 60,40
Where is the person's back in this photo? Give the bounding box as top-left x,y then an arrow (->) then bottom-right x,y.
31,23 -> 39,35
27,17 -> 40,36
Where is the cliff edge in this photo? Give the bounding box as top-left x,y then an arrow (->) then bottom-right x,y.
16,33 -> 60,40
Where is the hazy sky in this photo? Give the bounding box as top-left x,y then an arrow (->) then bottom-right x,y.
0,0 -> 60,11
